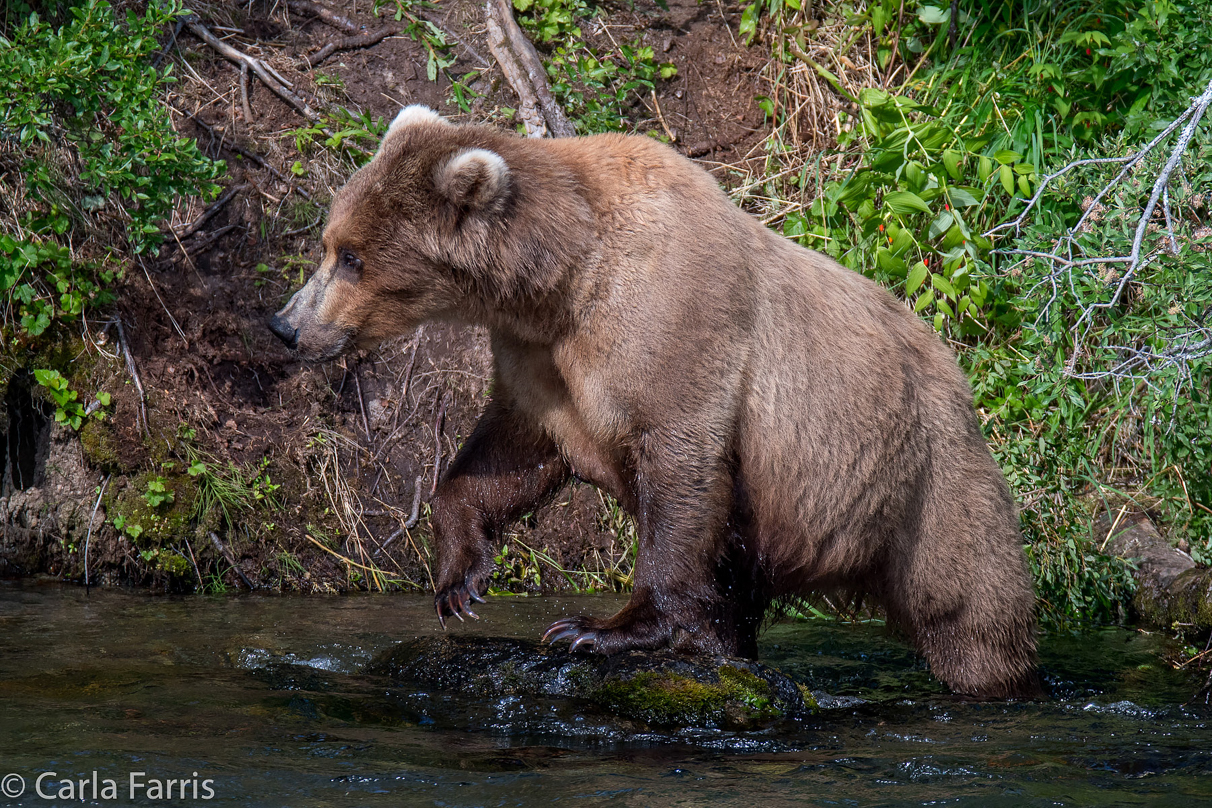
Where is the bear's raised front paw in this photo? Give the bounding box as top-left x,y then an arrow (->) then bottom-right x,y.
434,577 -> 487,627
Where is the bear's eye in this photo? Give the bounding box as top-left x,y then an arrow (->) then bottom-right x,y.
339,249 -> 363,274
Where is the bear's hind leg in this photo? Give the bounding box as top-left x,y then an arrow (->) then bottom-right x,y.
888,473 -> 1040,698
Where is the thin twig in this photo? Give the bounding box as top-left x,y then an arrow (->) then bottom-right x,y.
354,362 -> 372,443
114,318 -> 148,435
183,538 -> 203,588
140,261 -> 188,347
651,89 -> 676,142
210,531 -> 255,590
83,475 -> 111,590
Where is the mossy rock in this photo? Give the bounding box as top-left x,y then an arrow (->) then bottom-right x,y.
79,418 -> 122,471
105,471 -> 199,547
367,636 -> 817,729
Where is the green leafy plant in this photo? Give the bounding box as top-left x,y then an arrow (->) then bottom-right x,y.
32,368 -> 107,429
112,513 -> 143,540
372,0 -> 455,80
142,475 -> 175,509
514,0 -> 585,43
0,0 -> 223,341
547,40 -> 676,134
287,107 -> 388,166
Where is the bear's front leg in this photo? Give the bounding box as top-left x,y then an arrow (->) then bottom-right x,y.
545,426 -> 733,655
432,398 -> 569,623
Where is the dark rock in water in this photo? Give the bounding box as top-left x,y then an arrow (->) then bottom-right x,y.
366,635 -> 817,729
1095,510 -> 1212,630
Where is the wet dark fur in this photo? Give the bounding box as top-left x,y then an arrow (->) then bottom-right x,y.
271,110 -> 1040,699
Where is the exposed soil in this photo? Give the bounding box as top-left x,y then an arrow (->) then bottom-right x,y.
0,0 -> 775,595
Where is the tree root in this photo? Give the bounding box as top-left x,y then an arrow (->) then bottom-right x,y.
287,0 -> 488,69
485,0 -> 574,137
304,25 -> 397,68
184,18 -> 370,159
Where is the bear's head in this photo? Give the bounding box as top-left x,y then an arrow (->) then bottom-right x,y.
269,105 -> 539,361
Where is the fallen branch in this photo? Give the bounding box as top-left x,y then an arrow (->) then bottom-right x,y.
186,19 -> 324,123
210,531 -> 255,590
1095,510 -> 1211,631
287,0 -> 360,32
304,25 -> 397,67
174,183 -> 248,238
182,223 -> 239,256
404,474 -> 425,529
485,0 -> 574,137
173,106 -> 311,200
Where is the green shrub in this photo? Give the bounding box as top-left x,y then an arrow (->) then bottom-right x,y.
755,1 -> 1212,626
0,0 -> 223,340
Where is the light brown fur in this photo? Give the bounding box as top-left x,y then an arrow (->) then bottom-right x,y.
270,110 -> 1039,698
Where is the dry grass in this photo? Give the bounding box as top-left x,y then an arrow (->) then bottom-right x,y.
711,1 -> 898,229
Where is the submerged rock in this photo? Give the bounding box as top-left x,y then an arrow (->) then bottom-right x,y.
367,635 -> 817,729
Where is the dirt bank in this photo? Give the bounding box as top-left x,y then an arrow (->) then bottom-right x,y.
0,0 -> 774,595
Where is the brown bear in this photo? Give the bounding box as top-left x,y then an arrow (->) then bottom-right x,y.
270,105 -> 1039,698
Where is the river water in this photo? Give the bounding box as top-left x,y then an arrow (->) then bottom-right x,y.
1,581 -> 1210,806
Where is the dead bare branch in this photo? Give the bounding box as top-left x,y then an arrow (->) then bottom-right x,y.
303,25 -> 397,68
174,183 -> 248,238
185,19 -> 324,123
485,0 -> 574,137
210,531 -> 256,590
990,76 -> 1212,391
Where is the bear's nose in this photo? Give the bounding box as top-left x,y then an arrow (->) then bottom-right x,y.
268,314 -> 298,350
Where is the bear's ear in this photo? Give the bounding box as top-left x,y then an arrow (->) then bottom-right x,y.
378,105 -> 450,153
387,104 -> 449,135
434,148 -> 511,212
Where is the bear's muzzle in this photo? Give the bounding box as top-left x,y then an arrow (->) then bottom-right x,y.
268,314 -> 298,350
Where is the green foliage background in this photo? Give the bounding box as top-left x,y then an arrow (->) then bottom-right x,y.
758,0 -> 1212,626
0,0 -> 222,341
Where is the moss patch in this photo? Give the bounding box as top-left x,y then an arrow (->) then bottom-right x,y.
594,664 -> 788,727
106,471 -> 200,547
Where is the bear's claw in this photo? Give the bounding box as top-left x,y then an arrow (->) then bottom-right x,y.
434,581 -> 483,628
543,617 -> 597,652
